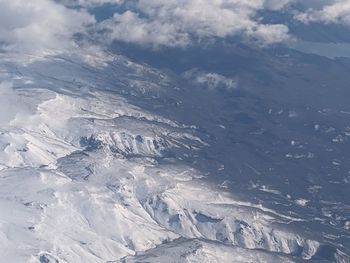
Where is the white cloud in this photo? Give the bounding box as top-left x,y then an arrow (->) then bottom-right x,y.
263,0 -> 293,10
78,0 -> 123,5
0,0 -> 95,54
295,0 -> 350,25
246,24 -> 291,45
100,10 -> 190,47
4,0 -> 348,55
0,81 -> 36,126
183,69 -> 239,91
99,0 -> 292,48
58,0 -> 124,8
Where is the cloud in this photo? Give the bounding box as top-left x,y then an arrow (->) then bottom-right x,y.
0,0 -> 95,54
99,0 -> 292,48
4,0 -> 348,55
295,0 -> 350,25
183,69 -> 239,91
0,81 -> 35,126
263,0 -> 293,10
100,10 -> 190,47
57,0 -> 124,8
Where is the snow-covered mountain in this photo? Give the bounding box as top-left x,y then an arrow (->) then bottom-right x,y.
1,1 -> 350,262
0,49 -> 348,263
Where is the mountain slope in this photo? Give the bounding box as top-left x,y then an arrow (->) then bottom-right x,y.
0,52 -> 349,263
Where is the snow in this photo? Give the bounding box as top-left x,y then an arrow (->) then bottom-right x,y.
0,52 -> 348,262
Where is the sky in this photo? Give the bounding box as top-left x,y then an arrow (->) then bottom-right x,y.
0,0 -> 350,55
